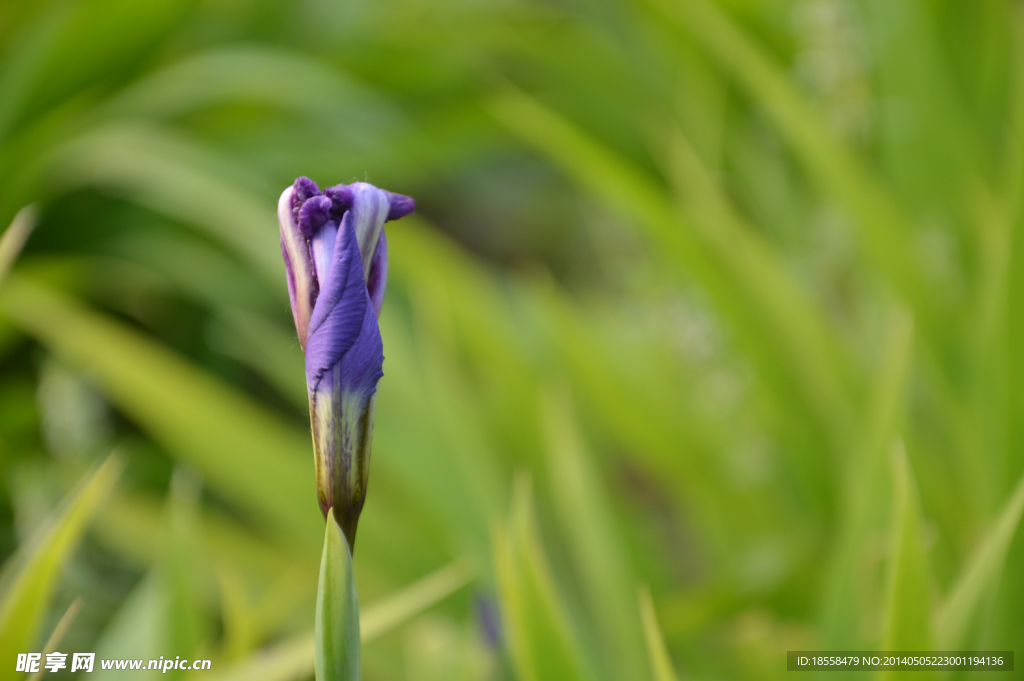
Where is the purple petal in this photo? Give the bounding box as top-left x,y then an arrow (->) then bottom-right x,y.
325,184 -> 353,215
345,183 -> 390,282
293,176 -> 321,206
278,186 -> 317,349
310,220 -> 338,287
366,231 -> 387,318
385,191 -> 415,220
305,216 -> 382,395
299,195 -> 332,236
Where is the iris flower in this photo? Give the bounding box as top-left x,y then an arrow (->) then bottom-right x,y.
279,176 -> 414,547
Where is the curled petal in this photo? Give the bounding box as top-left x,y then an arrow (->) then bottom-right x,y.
337,184 -> 414,276
299,195 -> 333,235
344,183 -> 390,283
325,184 -> 353,215
278,186 -> 316,349
293,176 -> 321,208
385,191 -> 415,220
330,182 -> 411,317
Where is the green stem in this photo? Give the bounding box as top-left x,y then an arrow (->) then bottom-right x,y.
315,508 -> 360,681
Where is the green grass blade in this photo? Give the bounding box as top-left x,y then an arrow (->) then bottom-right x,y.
26,598 -> 82,681
371,303 -> 502,553
207,307 -> 306,410
163,470 -> 207,666
101,228 -> 279,313
542,386 -> 648,681
94,488 -> 316,584
199,633 -> 313,681
47,124 -> 282,283
0,0 -> 190,142
882,442 -> 934,655
102,47 -> 374,120
665,130 -> 855,442
489,89 -> 852,459
487,89 -> 683,253
94,472 -> 213,681
0,204 -> 35,285
650,0 -> 931,320
90,573 -> 164,681
360,559 -> 474,641
821,308 -> 914,648
936,470 -> 1024,649
0,274 -> 320,548
637,586 -> 680,681
526,274 -> 717,483
202,558 -> 473,681
493,475 -> 593,681
0,453 -> 123,681
856,0 -> 986,222
315,508 -> 360,681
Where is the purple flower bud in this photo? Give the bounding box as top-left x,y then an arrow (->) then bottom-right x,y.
278,176 -> 414,547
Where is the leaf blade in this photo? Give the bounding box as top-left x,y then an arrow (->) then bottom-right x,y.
638,586 -> 680,681
0,274 -> 320,549
936,470 -> 1024,649
882,443 -> 934,655
315,509 -> 360,681
0,454 -> 123,681
493,475 -> 593,681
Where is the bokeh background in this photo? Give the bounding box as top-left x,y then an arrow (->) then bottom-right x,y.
1,0 -> 1023,679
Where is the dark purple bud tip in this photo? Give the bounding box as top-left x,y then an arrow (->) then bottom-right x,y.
293,176 -> 321,203
325,185 -> 353,216
298,195 -> 333,236
292,175 -> 319,199
385,192 -> 415,221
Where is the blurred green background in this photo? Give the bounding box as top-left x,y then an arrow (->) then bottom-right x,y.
1,0 -> 1023,679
